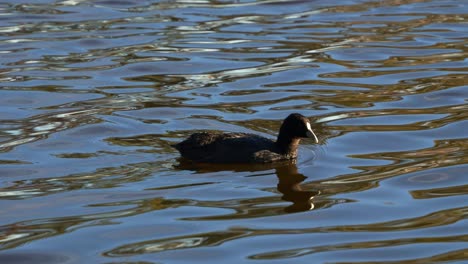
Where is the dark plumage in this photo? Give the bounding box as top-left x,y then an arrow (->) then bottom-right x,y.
172,113 -> 318,163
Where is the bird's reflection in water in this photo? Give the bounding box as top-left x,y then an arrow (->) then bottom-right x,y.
175,159 -> 319,213
275,164 -> 319,213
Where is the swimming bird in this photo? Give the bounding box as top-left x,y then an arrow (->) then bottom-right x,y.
172,113 -> 318,163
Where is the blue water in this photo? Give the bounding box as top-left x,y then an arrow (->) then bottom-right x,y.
0,0 -> 467,263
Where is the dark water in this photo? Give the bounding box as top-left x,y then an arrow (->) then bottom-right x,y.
1,0 -> 467,263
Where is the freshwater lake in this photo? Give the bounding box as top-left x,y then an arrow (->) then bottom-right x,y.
0,0 -> 467,263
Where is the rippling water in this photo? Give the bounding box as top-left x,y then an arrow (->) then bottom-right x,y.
1,0 -> 467,263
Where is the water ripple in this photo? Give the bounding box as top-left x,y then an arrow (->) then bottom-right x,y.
0,0 -> 467,263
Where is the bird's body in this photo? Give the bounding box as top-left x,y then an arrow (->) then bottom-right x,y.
173,132 -> 288,163
172,113 -> 318,164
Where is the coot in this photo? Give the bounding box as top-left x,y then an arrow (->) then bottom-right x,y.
172,113 -> 318,163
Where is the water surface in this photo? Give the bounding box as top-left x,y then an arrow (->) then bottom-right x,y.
0,0 -> 467,263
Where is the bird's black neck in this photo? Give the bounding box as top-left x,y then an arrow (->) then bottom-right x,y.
276,134 -> 300,157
